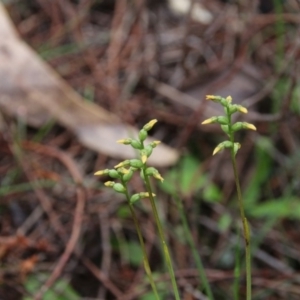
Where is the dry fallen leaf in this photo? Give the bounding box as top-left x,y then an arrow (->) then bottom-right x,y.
185,64 -> 263,106
0,4 -> 178,167
148,63 -> 263,133
20,255 -> 39,279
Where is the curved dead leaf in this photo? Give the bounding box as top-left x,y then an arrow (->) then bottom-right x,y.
0,4 -> 178,167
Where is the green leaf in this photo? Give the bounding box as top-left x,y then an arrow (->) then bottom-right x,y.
203,183 -> 222,202
160,155 -> 205,197
218,214 -> 232,232
244,138 -> 272,210
140,281 -> 167,300
124,241 -> 143,267
141,292 -> 158,300
250,197 -> 300,219
117,205 -> 131,219
24,273 -> 80,300
161,155 -> 222,202
141,290 -> 167,300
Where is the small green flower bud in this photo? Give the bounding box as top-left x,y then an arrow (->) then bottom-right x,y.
104,181 -> 115,187
129,159 -> 144,168
145,167 -> 157,176
206,95 -> 223,102
113,183 -> 126,194
232,122 -> 256,132
218,116 -> 229,125
142,192 -> 156,197
140,151 -> 148,164
228,105 -> 237,115
220,98 -> 230,107
212,141 -> 233,155
144,145 -> 153,157
143,119 -> 157,131
202,116 -> 218,125
130,193 -> 141,204
115,160 -> 130,168
243,122 -> 256,131
226,96 -> 232,103
231,122 -> 243,132
122,168 -> 134,182
150,141 -> 161,148
117,139 -> 132,145
153,173 -> 164,182
233,142 -> 241,156
108,169 -> 121,179
146,167 -> 164,182
228,104 -> 248,115
130,139 -> 143,150
130,192 -> 156,204
236,105 -> 248,114
94,169 -> 109,176
117,167 -> 129,175
212,144 -> 222,156
138,129 -> 148,142
221,125 -> 230,135
202,116 -> 228,125
207,95 -> 229,107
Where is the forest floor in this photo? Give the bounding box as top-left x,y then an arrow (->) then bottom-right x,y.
1,1 -> 300,299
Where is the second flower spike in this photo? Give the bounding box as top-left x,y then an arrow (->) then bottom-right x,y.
202,95 -> 256,156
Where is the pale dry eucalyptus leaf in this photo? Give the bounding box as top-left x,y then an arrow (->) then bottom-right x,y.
0,4 -> 178,166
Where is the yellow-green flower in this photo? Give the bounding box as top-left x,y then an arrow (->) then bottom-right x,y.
152,141 -> 161,146
141,192 -> 156,197
206,95 -> 217,100
94,170 -> 105,176
213,144 -> 223,156
143,119 -> 158,131
141,153 -> 148,164
237,105 -> 248,114
118,167 -> 130,174
245,123 -> 256,131
153,173 -> 164,182
115,160 -> 130,169
117,139 -> 131,144
226,96 -> 232,103
212,141 -> 233,155
202,117 -> 216,125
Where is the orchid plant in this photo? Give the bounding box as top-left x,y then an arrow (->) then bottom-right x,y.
95,120 -> 180,300
202,95 -> 256,300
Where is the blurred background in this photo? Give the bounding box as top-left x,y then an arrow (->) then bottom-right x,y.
1,0 -> 300,299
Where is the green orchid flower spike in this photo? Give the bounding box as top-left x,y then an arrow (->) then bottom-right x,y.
94,119 -> 180,300
202,95 -> 256,156
202,95 -> 255,300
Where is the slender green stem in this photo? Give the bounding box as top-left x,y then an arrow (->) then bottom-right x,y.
233,226 -> 241,300
230,153 -> 252,300
123,182 -> 160,300
142,169 -> 181,300
227,108 -> 252,300
174,194 -> 214,299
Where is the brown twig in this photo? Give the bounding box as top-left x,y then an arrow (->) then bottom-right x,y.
20,141 -> 124,299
